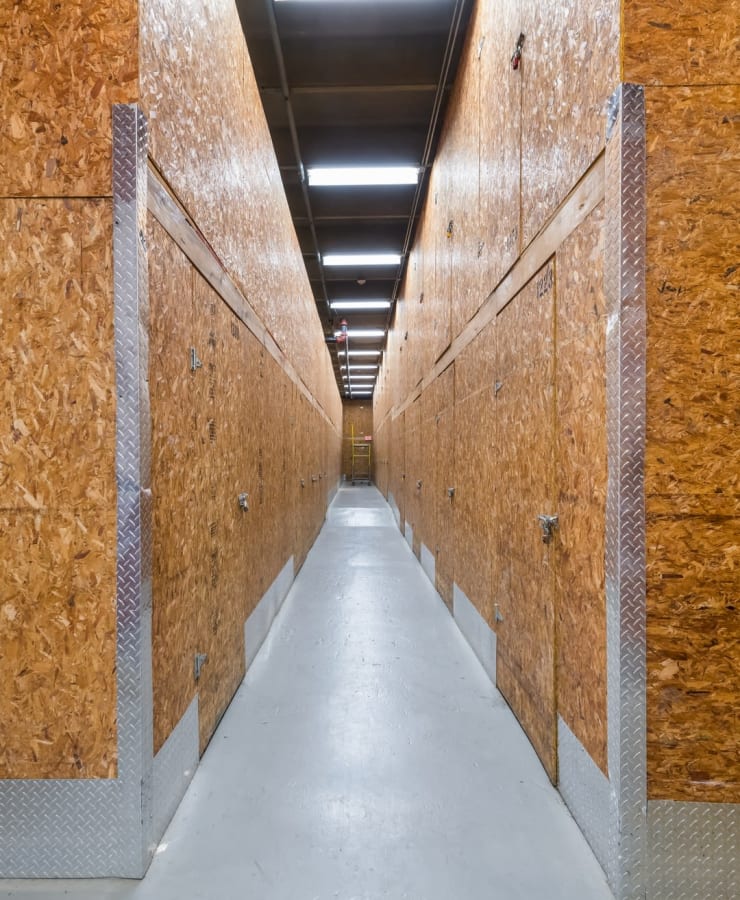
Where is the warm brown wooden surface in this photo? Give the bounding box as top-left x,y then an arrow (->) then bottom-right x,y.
478,0 -> 521,296
0,0 -> 138,198
644,85 -> 740,803
0,199 -> 118,779
554,204 -> 608,776
623,1 -> 740,86
140,0 -> 337,417
520,0 -> 619,246
494,266 -> 557,782
433,369 -> 456,608
453,386 -> 495,625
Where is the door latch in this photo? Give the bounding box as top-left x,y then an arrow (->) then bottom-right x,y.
190,347 -> 203,372
194,652 -> 208,682
238,492 -> 249,512
537,514 -> 559,544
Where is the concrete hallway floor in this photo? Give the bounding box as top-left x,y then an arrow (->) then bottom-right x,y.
2,485 -> 613,900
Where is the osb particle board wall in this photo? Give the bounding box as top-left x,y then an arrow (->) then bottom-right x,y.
374,0 -> 619,781
374,0 -> 738,808
0,0 -> 136,782
1,0 -> 341,778
643,85 -> 739,802
140,0 -> 337,418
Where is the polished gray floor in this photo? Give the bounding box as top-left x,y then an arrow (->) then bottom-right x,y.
2,485 -> 613,899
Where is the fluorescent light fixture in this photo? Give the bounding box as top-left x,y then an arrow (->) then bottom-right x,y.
308,166 -> 419,187
334,329 -> 385,339
341,365 -> 378,371
347,376 -> 376,381
330,300 -> 391,311
323,253 -> 401,267
337,350 -> 381,357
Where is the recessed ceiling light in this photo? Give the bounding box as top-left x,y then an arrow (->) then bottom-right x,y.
330,300 -> 391,311
335,329 -> 385,339
308,166 -> 419,187
323,253 -> 401,267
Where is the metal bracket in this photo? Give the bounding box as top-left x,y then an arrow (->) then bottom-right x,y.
194,653 -> 208,682
511,33 -> 525,71
300,478 -> 305,488
189,347 -> 203,372
537,514 -> 559,544
447,487 -> 455,499
238,492 -> 249,512
416,479 -> 423,490
494,381 -> 503,394
494,604 -> 504,624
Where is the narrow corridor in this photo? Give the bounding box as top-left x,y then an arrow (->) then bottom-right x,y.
2,487 -> 613,900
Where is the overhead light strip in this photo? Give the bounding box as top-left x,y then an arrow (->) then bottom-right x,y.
323,253 -> 401,267
330,301 -> 391,311
307,166 -> 420,187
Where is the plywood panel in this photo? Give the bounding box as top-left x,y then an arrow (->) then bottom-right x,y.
644,86 -> 740,517
0,200 -> 117,512
645,84 -> 740,803
0,508 -> 117,779
141,0 -> 335,408
453,386 -> 496,627
149,216 -> 200,754
0,197 -> 118,779
0,0 -> 138,197
646,514 -> 740,803
555,203 -> 608,775
479,0 -> 521,296
434,371 -> 456,608
454,315 -> 497,404
405,400 -> 422,550
520,0 -> 619,246
494,263 -> 557,781
623,1 -> 740,86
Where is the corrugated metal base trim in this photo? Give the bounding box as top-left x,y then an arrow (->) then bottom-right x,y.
420,542 -> 435,586
388,491 -> 401,528
557,716 -> 615,885
452,584 -> 497,684
151,696 -> 199,854
648,800 -> 739,899
245,557 -> 295,669
404,521 -> 413,551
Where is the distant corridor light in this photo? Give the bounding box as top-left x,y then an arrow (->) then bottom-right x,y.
308,166 -> 419,187
334,329 -> 385,339
323,253 -> 401,267
330,301 -> 391,311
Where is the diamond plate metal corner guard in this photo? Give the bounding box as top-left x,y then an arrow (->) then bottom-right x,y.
604,83 -> 648,900
0,104 -> 154,879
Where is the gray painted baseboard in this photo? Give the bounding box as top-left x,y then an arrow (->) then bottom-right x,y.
452,584 -> 497,685
245,557 -> 295,669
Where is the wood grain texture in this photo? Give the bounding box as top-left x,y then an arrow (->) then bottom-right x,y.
446,0 -> 483,341
433,369 -> 455,608
646,514 -> 740,802
479,0 -> 522,296
554,203 -> 608,775
494,265 -> 557,782
0,200 -> 117,512
404,400 -> 422,552
140,0 -> 336,415
149,215 -> 200,754
645,86 -> 740,516
0,508 -> 118,779
623,1 -> 740,86
520,0 -> 619,246
453,385 -> 496,627
0,198 -> 118,779
0,0 -> 138,197
645,85 -> 740,803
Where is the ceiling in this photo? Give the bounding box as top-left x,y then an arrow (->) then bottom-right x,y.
235,0 -> 473,399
